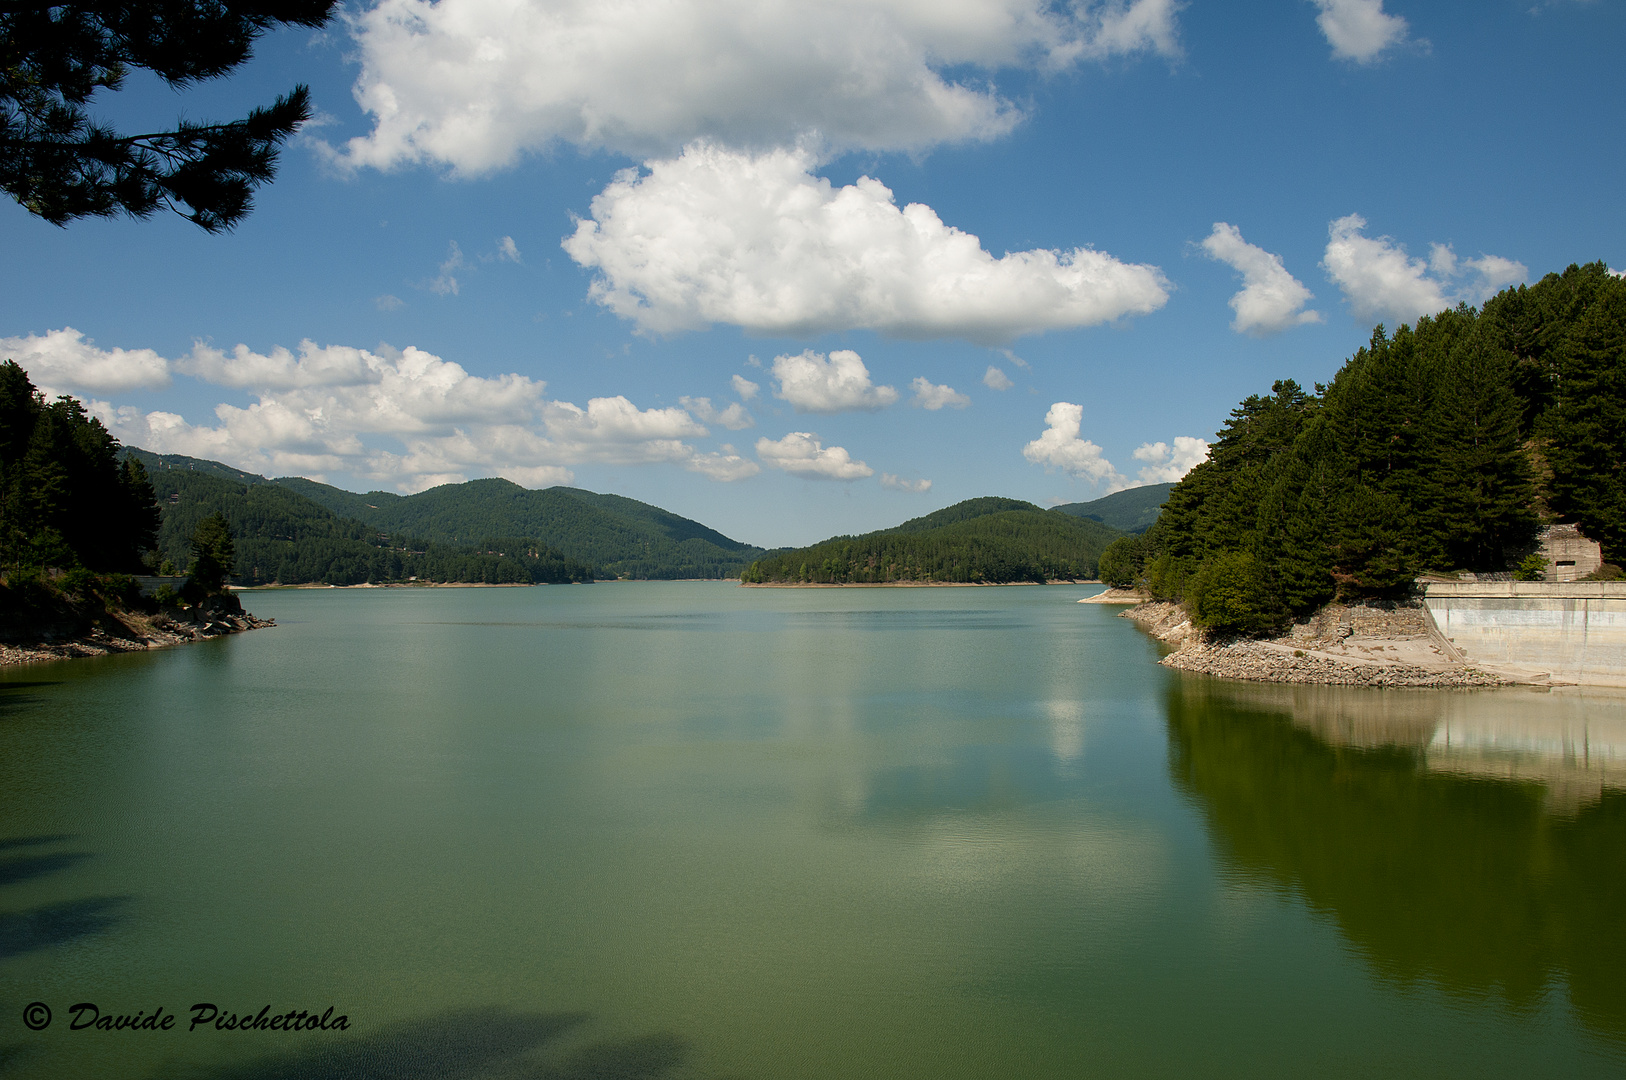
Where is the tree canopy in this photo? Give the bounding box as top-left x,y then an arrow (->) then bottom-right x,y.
1,0 -> 336,231
1116,262 -> 1625,635
0,360 -> 157,573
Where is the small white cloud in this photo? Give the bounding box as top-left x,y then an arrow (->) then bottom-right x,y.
731,374 -> 760,401
880,473 -> 932,493
496,236 -> 522,263
1132,437 -> 1209,484
1200,223 -> 1322,335
772,349 -> 898,414
983,365 -> 1014,390
1,327 -> 171,395
1022,402 -> 1127,490
756,431 -> 873,480
562,143 -> 1170,343
428,241 -> 465,296
687,445 -> 761,481
1322,214 -> 1527,324
999,348 -> 1030,370
1610,266 -> 1625,279
376,294 -> 405,312
680,395 -> 755,430
910,376 -> 970,410
1312,0 -> 1411,63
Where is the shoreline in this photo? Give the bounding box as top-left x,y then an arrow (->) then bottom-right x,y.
0,607 -> 273,669
1119,599 -> 1517,688
740,580 -> 1096,588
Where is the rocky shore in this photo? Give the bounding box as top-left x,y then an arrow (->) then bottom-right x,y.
0,597 -> 273,667
1121,599 -> 1509,688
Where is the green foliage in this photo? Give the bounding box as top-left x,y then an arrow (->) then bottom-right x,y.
1053,482 -> 1175,534
1116,264 -> 1626,635
1514,554 -> 1548,582
1186,552 -> 1280,637
269,472 -> 766,579
1,0 -> 336,231
133,457 -> 595,587
1097,535 -> 1147,588
743,501 -> 1122,584
184,511 -> 235,599
0,360 -> 157,575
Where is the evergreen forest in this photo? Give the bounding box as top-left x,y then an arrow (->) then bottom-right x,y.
741,498 -> 1122,584
270,474 -> 768,579
129,455 -> 594,586
1100,262 -> 1626,635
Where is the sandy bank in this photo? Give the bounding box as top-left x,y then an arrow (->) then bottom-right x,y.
1121,600 -> 1512,688
1078,587 -> 1145,604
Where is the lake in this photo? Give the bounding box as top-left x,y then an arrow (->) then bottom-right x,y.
2,582 -> 1623,1078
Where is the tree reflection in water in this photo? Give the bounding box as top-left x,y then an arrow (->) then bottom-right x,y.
1165,680 -> 1626,1044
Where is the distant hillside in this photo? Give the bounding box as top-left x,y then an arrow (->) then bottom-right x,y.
1053,483 -> 1173,534
742,498 -> 1123,585
275,475 -> 767,579
125,451 -> 766,579
126,450 -> 593,586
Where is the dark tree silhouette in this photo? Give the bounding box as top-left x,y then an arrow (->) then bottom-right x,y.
1,0 -> 337,231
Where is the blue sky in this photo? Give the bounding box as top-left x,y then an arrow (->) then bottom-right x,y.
3,0 -> 1622,548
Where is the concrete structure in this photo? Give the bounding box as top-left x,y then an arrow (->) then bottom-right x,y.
1423,581 -> 1626,687
1537,523 -> 1604,582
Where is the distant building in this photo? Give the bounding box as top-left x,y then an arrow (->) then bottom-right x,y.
1538,524 -> 1603,582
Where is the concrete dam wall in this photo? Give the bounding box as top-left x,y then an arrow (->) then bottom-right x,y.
1423,582 -> 1626,687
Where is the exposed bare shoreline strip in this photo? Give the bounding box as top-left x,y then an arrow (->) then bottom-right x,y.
1117,599 -> 1517,688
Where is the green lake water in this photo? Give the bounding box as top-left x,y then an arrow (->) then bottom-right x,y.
1,582 -> 1623,1078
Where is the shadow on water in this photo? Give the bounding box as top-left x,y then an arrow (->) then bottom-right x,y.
1164,679 -> 1626,1044
158,1009 -> 695,1080
0,834 -> 127,960
0,895 -> 130,959
0,851 -> 92,886
0,681 -> 59,716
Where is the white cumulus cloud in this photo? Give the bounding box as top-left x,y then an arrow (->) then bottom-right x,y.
983,365 -> 1014,390
880,473 -> 932,493
1132,437 -> 1209,484
1022,402 -> 1126,489
561,143 -> 1170,343
1322,214 -> 1527,325
328,0 -> 1182,172
731,374 -> 760,401
772,349 -> 899,414
1312,0 -> 1411,63
1,327 -> 171,395
680,395 -> 755,430
756,431 -> 874,480
910,377 -> 971,410
21,332 -> 756,492
1200,223 -> 1321,335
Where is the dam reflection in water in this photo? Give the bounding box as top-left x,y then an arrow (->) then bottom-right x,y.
1166,680 -> 1626,1045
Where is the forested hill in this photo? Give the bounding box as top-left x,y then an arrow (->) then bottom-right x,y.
1054,483 -> 1174,534
123,452 -> 767,579
274,475 -> 767,579
1100,261 -> 1625,636
126,451 -> 593,586
741,499 -> 1122,584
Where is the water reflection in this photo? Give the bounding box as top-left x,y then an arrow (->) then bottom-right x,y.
154,1009 -> 696,1080
1166,680 -> 1626,1042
